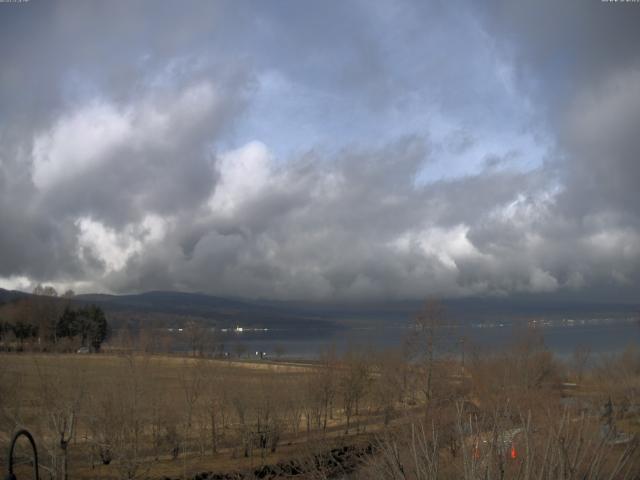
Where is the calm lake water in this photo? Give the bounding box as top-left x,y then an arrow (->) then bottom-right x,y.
218,318 -> 640,360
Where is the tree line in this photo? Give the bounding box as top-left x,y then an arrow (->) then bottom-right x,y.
0,284 -> 109,351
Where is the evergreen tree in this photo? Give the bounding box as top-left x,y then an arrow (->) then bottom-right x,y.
55,304 -> 109,351
84,305 -> 109,351
56,306 -> 78,339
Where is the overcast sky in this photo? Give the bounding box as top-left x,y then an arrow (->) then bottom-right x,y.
1,0 -> 639,301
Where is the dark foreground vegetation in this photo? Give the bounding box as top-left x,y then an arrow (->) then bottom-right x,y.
1,299 -> 640,479
0,285 -> 109,353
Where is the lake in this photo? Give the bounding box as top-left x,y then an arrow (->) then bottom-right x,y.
217,317 -> 640,361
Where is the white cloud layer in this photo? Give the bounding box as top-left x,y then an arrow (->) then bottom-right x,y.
32,102 -> 131,190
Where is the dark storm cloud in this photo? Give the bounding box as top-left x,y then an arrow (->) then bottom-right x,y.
476,0 -> 640,218
473,0 -> 640,298
477,0 -> 640,112
103,138 -> 560,299
0,1 -> 639,300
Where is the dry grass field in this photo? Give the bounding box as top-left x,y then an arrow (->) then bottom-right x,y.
0,351 -> 390,479
3,335 -> 640,479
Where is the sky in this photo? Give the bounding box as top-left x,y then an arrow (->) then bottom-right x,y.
0,0 -> 639,302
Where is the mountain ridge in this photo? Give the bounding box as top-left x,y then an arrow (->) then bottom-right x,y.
2,288 -> 637,329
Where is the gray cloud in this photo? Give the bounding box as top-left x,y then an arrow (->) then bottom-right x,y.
0,1 -> 639,301
99,139 -> 573,300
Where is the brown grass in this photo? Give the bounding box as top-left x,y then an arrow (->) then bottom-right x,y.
0,352 -> 376,479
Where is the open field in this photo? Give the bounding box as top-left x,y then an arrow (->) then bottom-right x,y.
3,332 -> 640,479
0,351 -> 406,479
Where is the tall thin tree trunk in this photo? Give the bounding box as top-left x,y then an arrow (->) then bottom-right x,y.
61,443 -> 68,480
211,408 -> 217,454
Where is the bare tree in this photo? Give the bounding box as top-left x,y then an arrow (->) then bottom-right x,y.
406,299 -> 447,417
178,358 -> 205,476
34,358 -> 87,480
339,347 -> 371,434
233,342 -> 248,359
96,354 -> 154,480
572,344 -> 591,382
184,320 -> 213,356
372,348 -> 408,425
367,401 -> 639,480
